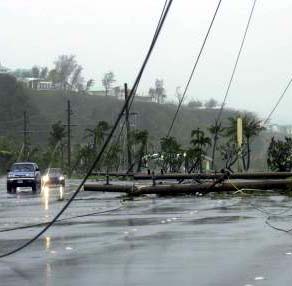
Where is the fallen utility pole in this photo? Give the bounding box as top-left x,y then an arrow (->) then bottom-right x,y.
133,172 -> 292,181
91,172 -> 292,181
84,179 -> 292,196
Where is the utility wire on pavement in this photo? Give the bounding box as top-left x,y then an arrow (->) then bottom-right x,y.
0,0 -> 173,259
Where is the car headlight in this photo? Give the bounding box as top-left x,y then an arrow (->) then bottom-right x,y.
59,176 -> 65,180
43,175 -> 49,182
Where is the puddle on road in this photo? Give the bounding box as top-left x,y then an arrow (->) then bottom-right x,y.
185,215 -> 253,225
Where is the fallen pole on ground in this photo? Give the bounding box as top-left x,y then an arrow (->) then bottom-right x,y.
91,172 -> 292,181
133,172 -> 292,181
84,179 -> 292,196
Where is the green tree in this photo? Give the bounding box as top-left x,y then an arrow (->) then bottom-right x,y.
48,121 -> 66,168
130,129 -> 149,172
267,137 -> 292,171
204,98 -> 218,109
54,55 -> 77,90
31,66 -> 40,78
85,121 -> 111,152
0,136 -> 18,173
102,72 -> 115,96
0,74 -> 33,121
187,128 -> 211,172
40,67 -> 48,79
188,100 -> 203,109
49,121 -> 66,147
149,79 -> 166,104
242,115 -> 265,170
219,142 -> 241,171
104,143 -> 122,171
225,114 -> 265,171
160,136 -> 182,172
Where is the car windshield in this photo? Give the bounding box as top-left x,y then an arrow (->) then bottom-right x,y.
45,168 -> 62,175
11,164 -> 34,172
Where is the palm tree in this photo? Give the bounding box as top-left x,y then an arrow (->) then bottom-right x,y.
48,121 -> 66,167
242,115 -> 265,170
224,114 -> 265,171
188,128 -> 211,172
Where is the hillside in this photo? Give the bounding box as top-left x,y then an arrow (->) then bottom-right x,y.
0,88 -> 274,171
27,90 -> 239,145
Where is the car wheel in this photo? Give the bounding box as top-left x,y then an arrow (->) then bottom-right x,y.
32,182 -> 37,193
7,183 -> 12,193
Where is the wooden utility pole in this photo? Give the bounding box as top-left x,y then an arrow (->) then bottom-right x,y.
124,83 -> 132,172
237,117 -> 243,172
23,111 -> 29,160
66,100 -> 73,177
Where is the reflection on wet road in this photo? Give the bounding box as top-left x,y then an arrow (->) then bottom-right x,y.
1,177 -> 292,285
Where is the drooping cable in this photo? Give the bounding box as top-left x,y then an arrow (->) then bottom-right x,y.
117,0 -> 169,136
0,0 -> 173,259
263,77 -> 292,125
104,0 -> 169,170
215,0 -> 257,125
167,0 -> 223,137
0,201 -> 124,233
210,0 -> 257,170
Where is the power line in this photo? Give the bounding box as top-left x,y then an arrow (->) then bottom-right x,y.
211,0 -> 258,170
0,0 -> 173,258
264,77 -> 292,125
167,0 -> 223,137
216,0 -> 257,124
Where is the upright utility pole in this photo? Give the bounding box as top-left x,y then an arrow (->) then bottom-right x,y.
66,100 -> 73,177
23,111 -> 29,160
124,83 -> 132,172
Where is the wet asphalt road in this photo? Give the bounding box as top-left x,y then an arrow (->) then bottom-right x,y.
1,177 -> 292,285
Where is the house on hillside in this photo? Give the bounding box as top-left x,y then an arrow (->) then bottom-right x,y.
113,86 -> 155,103
266,124 -> 292,135
88,85 -> 155,103
19,77 -> 57,90
0,63 -> 10,74
88,90 -> 107,96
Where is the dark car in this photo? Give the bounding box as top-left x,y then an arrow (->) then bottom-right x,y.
7,162 -> 41,193
42,168 -> 65,187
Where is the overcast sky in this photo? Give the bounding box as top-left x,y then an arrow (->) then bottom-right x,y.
0,0 -> 291,124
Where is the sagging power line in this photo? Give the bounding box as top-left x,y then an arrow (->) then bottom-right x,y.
0,0 -> 174,259
167,0 -> 223,137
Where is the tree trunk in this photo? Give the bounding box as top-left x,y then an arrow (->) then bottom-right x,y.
246,137 -> 251,171
211,134 -> 218,170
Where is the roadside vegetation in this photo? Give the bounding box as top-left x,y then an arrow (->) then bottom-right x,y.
0,55 -> 287,175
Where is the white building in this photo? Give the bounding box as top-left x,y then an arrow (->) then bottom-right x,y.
0,63 -> 10,74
